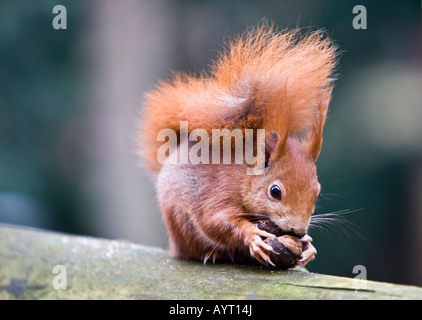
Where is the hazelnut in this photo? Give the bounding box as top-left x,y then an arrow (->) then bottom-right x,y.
255,219 -> 303,269
264,235 -> 303,269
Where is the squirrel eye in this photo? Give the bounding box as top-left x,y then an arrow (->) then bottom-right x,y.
270,184 -> 282,200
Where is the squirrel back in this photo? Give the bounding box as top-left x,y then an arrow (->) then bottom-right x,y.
138,22 -> 337,172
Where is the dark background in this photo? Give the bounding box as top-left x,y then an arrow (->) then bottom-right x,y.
0,0 -> 421,286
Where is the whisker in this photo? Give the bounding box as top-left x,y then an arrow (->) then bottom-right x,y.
307,222 -> 326,235
318,192 -> 343,204
310,208 -> 365,240
320,192 -> 342,199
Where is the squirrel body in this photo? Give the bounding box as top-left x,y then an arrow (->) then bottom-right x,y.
139,23 -> 338,267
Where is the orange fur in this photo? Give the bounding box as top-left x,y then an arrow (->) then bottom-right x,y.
138,22 -> 338,267
138,22 -> 337,172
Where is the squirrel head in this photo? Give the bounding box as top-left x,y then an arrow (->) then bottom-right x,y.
243,133 -> 322,237
242,94 -> 328,237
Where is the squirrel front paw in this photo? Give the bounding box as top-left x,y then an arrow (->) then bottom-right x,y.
246,228 -> 277,266
296,234 -> 317,268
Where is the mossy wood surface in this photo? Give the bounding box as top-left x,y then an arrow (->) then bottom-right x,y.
1,223 -> 421,299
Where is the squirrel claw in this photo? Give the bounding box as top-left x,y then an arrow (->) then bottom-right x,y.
295,234 -> 317,268
248,234 -> 275,266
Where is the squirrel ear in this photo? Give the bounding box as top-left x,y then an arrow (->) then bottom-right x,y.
305,99 -> 329,162
260,130 -> 283,166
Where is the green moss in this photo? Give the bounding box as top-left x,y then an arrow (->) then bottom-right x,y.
1,223 -> 421,300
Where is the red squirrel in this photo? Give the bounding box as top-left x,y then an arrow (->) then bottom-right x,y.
138,23 -> 338,268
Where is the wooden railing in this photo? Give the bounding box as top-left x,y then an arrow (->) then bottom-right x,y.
1,223 -> 421,299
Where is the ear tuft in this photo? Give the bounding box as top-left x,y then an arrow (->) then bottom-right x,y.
305,91 -> 331,162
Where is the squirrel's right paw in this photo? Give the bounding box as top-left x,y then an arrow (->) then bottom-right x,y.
247,228 -> 277,266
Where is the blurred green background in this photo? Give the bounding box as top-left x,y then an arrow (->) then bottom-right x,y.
0,0 -> 421,286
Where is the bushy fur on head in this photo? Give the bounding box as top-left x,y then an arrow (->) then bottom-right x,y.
139,21 -> 338,171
